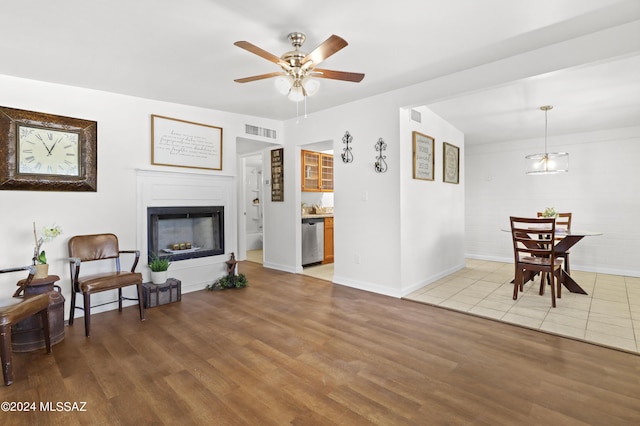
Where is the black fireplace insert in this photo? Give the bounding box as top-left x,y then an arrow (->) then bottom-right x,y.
147,206 -> 224,261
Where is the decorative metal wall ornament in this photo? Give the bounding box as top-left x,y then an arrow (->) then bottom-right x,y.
374,137 -> 388,173
341,130 -> 354,163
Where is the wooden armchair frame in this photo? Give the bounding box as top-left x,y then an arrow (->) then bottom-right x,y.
68,233 -> 145,337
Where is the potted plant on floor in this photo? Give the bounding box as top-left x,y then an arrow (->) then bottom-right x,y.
205,273 -> 248,291
148,253 -> 171,284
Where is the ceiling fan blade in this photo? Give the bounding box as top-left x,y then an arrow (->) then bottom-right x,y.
313,69 -> 365,82
302,35 -> 348,68
234,72 -> 285,83
234,41 -> 289,68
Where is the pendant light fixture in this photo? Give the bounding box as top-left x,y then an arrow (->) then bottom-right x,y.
525,105 -> 569,174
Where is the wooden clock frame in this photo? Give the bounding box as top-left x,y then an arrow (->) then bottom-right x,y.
0,106 -> 97,191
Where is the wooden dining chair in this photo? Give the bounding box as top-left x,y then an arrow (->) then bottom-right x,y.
537,212 -> 572,273
510,216 -> 564,307
68,233 -> 145,337
1,265 -> 52,386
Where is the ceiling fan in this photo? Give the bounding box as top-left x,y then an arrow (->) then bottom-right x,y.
233,32 -> 365,102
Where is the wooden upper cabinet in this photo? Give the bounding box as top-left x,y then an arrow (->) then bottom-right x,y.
301,150 -> 333,192
321,154 -> 333,192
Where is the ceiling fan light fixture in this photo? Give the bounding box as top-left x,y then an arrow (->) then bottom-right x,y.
274,75 -> 292,95
288,84 -> 305,102
302,78 -> 320,96
525,105 -> 569,174
233,32 -> 364,104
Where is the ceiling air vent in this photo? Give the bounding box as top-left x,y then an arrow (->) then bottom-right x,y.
410,109 -> 422,123
245,124 -> 277,140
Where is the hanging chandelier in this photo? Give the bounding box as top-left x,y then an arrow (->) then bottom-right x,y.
525,105 -> 569,174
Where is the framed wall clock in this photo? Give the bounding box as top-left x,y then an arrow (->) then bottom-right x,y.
0,106 -> 97,191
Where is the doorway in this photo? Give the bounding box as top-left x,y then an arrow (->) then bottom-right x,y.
244,154 -> 263,263
237,137 -> 279,264
300,139 -> 335,281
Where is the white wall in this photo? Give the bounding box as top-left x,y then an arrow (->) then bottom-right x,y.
399,107 -> 466,293
262,139 -> 299,273
465,126 -> 640,277
0,74 -> 281,320
270,95 -> 466,297
276,93 -> 402,295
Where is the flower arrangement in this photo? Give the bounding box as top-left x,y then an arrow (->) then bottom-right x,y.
33,222 -> 63,264
541,207 -> 558,218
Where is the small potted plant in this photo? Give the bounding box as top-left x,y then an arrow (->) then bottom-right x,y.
148,253 -> 171,284
32,222 -> 63,278
541,207 -> 558,218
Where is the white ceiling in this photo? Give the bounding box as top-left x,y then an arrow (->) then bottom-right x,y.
1,0 -> 639,145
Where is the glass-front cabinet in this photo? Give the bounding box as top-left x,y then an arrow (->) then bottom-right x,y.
321,154 -> 333,191
301,150 -> 333,192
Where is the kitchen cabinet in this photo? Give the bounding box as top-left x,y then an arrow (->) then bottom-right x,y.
323,216 -> 334,264
301,150 -> 333,192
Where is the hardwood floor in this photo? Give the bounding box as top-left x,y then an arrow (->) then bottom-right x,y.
4,261 -> 640,425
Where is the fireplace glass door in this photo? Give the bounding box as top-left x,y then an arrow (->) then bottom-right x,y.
148,206 -> 224,261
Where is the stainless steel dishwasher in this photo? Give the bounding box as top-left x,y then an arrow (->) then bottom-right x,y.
301,217 -> 324,266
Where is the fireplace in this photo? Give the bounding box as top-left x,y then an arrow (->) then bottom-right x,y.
147,206 -> 224,261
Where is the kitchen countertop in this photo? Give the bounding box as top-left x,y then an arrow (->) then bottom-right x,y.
302,214 -> 334,219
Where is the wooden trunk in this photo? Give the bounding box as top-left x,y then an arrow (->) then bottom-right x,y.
143,278 -> 181,308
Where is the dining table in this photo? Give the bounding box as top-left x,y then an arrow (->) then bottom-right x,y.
503,228 -> 603,295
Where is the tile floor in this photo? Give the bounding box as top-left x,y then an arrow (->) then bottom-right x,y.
246,251 -> 639,355
301,263 -> 334,281
405,259 -> 640,354
246,249 -> 263,264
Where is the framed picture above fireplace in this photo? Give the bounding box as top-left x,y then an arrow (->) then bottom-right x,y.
151,115 -> 223,171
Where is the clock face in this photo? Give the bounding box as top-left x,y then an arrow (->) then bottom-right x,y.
18,125 -> 80,176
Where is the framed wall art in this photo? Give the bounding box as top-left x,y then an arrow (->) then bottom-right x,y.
151,114 -> 223,170
271,148 -> 284,202
0,106 -> 97,191
443,142 -> 460,184
412,131 -> 434,181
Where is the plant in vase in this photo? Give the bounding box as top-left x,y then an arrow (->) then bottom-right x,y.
148,253 -> 171,284
541,207 -> 558,218
32,222 -> 63,278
